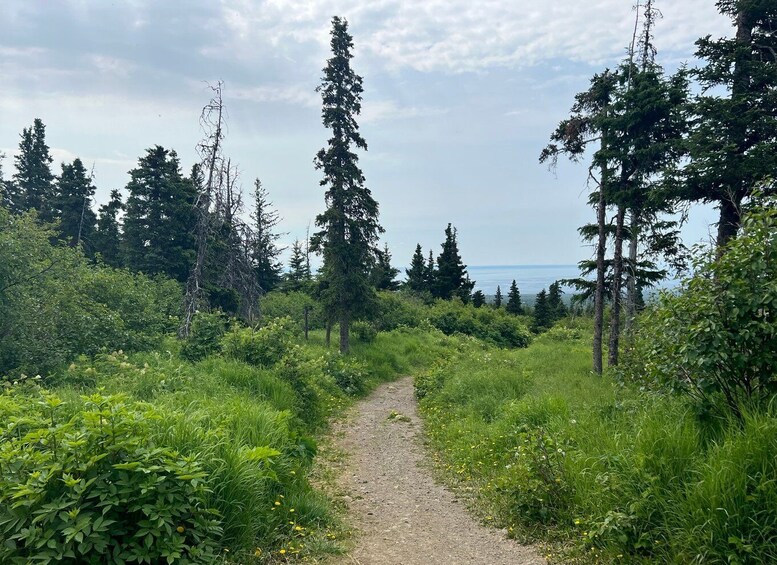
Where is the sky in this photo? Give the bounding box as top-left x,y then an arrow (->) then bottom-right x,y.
0,0 -> 733,268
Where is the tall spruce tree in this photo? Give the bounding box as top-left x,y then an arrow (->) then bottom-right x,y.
472,290 -> 486,308
434,223 -> 474,300
10,119 -> 55,220
93,189 -> 123,267
405,243 -> 427,293
541,70 -> 616,374
494,285 -> 503,308
53,158 -> 98,251
311,17 -> 383,353
685,0 -> 777,249
505,279 -> 523,315
251,179 -> 284,293
123,146 -> 197,282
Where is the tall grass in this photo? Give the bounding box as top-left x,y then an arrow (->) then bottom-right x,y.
417,324 -> 777,563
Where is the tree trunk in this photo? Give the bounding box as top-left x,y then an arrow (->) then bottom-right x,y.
339,310 -> 350,354
714,9 -> 753,253
716,196 -> 741,252
625,210 -> 639,333
326,319 -> 332,347
609,205 -> 625,367
593,187 -> 607,375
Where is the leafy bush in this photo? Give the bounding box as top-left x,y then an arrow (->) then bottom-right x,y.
351,320 -> 377,343
624,202 -> 777,420
180,311 -> 230,362
0,388 -> 221,564
0,209 -> 181,378
372,291 -> 426,331
323,352 -> 368,395
221,317 -> 294,367
427,299 -> 531,348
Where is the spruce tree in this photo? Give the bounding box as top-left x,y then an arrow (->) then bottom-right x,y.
311,17 -> 383,353
472,290 -> 486,308
434,223 -> 473,300
53,158 -> 98,250
405,243 -> 427,293
10,119 -> 55,220
251,179 -> 284,293
123,146 -> 197,282
494,285 -> 503,308
532,289 -> 552,332
686,0 -> 777,249
505,280 -> 523,315
424,249 -> 436,292
93,189 -> 123,267
370,243 -> 400,291
547,281 -> 567,322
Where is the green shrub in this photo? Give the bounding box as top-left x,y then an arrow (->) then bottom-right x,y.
323,352 -> 367,395
351,320 -> 377,343
372,291 -> 426,331
0,388 -> 221,564
180,311 -> 230,362
0,209 -> 182,378
428,299 -> 531,348
221,317 -> 294,367
624,201 -> 777,420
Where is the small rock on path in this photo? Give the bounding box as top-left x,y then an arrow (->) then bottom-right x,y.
330,376 -> 544,565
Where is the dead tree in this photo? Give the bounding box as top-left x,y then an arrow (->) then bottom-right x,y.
181,81 -> 225,337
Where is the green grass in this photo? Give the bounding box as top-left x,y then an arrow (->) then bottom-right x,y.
417,322 -> 777,563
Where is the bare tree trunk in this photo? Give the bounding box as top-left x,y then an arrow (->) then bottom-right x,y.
609,205 -> 625,367
625,210 -> 639,333
593,186 -> 607,375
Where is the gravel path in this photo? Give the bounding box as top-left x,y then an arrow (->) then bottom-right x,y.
329,376 -> 544,565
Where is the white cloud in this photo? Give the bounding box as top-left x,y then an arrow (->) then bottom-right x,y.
213,0 -> 733,73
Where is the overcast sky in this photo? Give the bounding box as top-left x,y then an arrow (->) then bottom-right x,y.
0,0 -> 732,267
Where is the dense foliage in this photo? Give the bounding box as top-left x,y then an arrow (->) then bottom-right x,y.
0,207 -> 180,377
624,201 -> 777,420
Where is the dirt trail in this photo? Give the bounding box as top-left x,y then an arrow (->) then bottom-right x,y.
329,376 -> 544,565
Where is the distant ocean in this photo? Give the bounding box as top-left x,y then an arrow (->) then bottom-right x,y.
468,265 -> 580,297
467,264 -> 679,302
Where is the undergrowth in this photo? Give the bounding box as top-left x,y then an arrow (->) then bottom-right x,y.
0,321 -> 450,563
417,322 -> 777,564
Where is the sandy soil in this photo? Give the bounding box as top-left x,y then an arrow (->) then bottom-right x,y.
328,376 -> 544,565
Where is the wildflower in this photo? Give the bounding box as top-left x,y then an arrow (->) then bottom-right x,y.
254,548 -> 262,556
176,526 -> 185,534
279,549 -> 286,555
